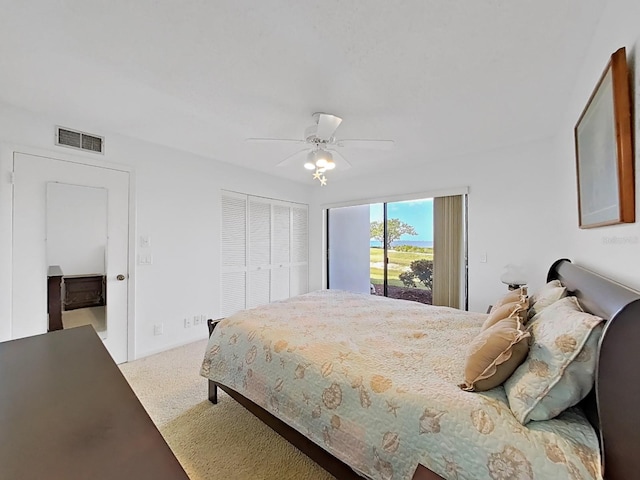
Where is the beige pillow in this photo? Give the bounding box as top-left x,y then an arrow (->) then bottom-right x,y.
482,301 -> 527,330
528,280 -> 567,319
490,287 -> 528,313
461,317 -> 531,392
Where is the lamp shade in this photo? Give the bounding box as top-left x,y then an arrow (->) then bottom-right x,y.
500,264 -> 527,287
307,149 -> 333,167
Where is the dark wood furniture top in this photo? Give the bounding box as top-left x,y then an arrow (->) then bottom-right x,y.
208,259 -> 640,480
0,326 -> 188,480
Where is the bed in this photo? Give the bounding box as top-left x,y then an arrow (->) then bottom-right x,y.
200,259 -> 640,479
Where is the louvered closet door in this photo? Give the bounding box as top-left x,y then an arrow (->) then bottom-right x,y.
290,206 -> 309,296
220,193 -> 247,317
271,204 -> 291,301
247,198 -> 271,308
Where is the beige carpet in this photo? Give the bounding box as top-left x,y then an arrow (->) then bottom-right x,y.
119,339 -> 335,480
62,306 -> 106,338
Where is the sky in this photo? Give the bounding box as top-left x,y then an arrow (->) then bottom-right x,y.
370,198 -> 434,241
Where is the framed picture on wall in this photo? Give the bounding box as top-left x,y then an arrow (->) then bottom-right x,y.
574,47 -> 635,229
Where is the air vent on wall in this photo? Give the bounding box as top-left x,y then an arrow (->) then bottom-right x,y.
56,126 -> 104,154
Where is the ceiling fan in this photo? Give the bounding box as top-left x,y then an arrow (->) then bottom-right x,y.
246,112 -> 394,185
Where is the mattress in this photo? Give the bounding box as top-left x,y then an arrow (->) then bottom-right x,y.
201,290 -> 602,480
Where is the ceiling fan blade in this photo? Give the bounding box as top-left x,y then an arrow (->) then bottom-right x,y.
336,139 -> 395,150
328,149 -> 352,170
315,114 -> 343,140
245,138 -> 306,144
275,148 -> 309,167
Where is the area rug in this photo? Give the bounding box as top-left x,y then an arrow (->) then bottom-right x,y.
119,339 -> 334,480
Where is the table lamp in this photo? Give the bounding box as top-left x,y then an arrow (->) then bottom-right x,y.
500,264 -> 527,290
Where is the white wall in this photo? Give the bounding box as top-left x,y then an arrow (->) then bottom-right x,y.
309,137 -> 568,313
554,0 -> 640,292
328,204 -> 371,294
0,102 -> 312,358
46,182 -> 107,275
310,0 -> 640,310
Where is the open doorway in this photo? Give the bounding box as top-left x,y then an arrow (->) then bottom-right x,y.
46,182 -> 108,338
12,152 -> 132,363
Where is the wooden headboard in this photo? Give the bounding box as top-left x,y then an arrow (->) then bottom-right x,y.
547,259 -> 640,480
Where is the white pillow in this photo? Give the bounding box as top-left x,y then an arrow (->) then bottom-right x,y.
504,296 -> 604,424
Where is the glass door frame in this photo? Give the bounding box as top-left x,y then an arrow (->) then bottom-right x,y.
382,203 -> 388,297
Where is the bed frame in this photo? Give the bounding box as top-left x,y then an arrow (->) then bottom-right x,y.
207,259 -> 640,480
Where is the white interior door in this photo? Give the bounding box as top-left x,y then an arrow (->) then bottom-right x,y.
271,204 -> 290,301
290,205 -> 309,297
247,197 -> 271,309
220,192 -> 247,317
12,153 -> 130,363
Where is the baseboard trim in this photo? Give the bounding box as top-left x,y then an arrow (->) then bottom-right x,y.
133,332 -> 209,361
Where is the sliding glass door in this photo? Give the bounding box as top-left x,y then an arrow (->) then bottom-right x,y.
327,205 -> 371,294
369,199 -> 434,304
369,203 -> 385,296
328,194 -> 467,308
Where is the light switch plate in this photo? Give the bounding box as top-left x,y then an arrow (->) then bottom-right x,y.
140,235 -> 152,248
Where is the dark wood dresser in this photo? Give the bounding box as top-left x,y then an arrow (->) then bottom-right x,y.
0,326 -> 188,480
64,274 -> 106,310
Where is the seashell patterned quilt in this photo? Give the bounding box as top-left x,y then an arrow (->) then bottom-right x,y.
201,290 -> 601,480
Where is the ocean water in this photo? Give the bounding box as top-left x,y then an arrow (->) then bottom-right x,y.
370,240 -> 433,248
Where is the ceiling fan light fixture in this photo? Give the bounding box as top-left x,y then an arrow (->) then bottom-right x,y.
306,149 -> 332,185
307,150 -> 318,164
250,113 -> 393,185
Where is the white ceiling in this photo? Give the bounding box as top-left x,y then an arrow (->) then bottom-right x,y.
0,1 -> 607,184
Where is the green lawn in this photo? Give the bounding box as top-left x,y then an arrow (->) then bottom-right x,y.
370,247 -> 433,287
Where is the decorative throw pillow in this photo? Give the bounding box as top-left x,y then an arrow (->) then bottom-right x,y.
461,317 -> 531,392
504,296 -> 604,424
490,286 -> 528,313
528,280 -> 567,319
482,301 -> 528,330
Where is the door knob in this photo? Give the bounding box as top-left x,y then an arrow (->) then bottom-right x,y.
116,274 -> 126,281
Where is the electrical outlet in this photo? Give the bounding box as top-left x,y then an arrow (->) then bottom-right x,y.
153,323 -> 163,335
193,315 -> 200,326
184,318 -> 191,328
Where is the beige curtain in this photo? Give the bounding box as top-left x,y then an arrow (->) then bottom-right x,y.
432,195 -> 464,308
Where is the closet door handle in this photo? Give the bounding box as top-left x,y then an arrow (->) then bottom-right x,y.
116,274 -> 126,281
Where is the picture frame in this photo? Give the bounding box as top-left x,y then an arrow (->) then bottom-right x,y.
574,47 -> 635,229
